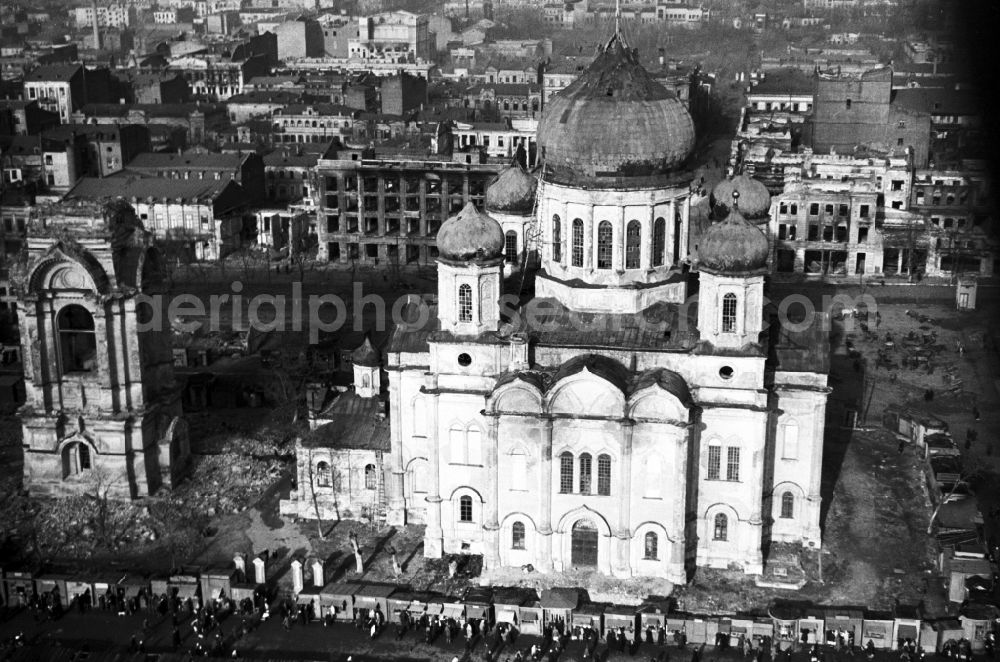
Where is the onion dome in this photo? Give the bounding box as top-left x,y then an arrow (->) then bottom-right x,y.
698,191 -> 770,274
711,175 -> 771,219
351,336 -> 380,367
485,162 -> 537,214
536,33 -> 695,186
436,202 -> 505,262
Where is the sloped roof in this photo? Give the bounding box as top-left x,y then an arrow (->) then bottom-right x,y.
301,392 -> 390,450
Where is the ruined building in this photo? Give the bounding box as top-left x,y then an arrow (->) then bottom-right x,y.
13,202 -> 189,499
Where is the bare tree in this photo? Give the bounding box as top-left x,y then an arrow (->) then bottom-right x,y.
349,531 -> 364,574
305,451 -> 327,541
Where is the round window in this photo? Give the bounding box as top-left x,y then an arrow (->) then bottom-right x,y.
719,366 -> 734,380
458,353 -> 472,367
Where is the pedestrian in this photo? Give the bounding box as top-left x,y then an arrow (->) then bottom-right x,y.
898,439 -> 905,454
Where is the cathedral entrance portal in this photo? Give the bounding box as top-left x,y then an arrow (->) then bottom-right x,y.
571,519 -> 598,567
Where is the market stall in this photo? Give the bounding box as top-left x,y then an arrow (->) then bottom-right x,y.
353,583 -> 396,622
959,602 -> 999,652
320,580 -> 362,621
861,612 -> 895,649
604,604 -> 640,643
893,604 -> 922,649
3,570 -> 35,607
572,602 -> 604,640
768,603 -> 802,644
685,616 -> 710,644
823,607 -> 862,647
520,598 -> 543,635
35,573 -> 69,608
540,588 -> 579,635
464,586 -> 494,631
199,567 -> 236,603
493,587 -> 537,632
388,591 -> 420,624
798,609 -> 825,645
729,616 -> 754,648
65,577 -> 93,607
441,598 -> 467,624
752,617 -> 774,644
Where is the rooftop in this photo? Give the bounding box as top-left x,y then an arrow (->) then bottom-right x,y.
126,151 -> 250,170
301,391 -> 390,450
25,64 -> 82,83
64,176 -> 239,203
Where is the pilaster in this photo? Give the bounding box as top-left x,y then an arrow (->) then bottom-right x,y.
422,373 -> 444,558
482,413 -> 500,569
537,417 -> 554,571
613,420 -> 634,577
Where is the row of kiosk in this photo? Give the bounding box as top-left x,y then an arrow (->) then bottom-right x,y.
2,566 -> 996,653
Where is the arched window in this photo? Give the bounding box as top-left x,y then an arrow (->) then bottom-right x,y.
62,441 -> 92,478
597,221 -> 613,269
713,513 -> 728,541
644,532 -> 658,559
504,230 -> 518,264
316,461 -> 332,487
364,463 -> 376,490
781,492 -> 794,519
459,495 -> 473,522
552,215 -> 562,263
571,218 -> 584,267
625,220 -> 641,269
512,521 -> 525,549
58,305 -> 97,374
458,284 -> 473,322
579,453 -> 592,494
597,454 -> 611,496
721,293 -> 738,333
559,452 -> 574,493
653,217 -> 666,267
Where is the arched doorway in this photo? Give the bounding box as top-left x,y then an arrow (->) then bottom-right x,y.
571,519 -> 598,567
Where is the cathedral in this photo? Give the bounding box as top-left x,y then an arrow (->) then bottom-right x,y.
381,31 -> 830,582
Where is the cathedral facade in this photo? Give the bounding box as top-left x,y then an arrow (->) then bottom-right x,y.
383,34 -> 829,582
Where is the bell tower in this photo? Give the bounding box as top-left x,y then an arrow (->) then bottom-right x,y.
14,204 -> 189,499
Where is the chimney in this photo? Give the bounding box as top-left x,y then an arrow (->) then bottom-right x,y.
91,0 -> 101,50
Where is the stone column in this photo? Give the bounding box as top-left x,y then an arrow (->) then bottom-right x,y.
483,413 -> 501,569
423,373 -> 444,558
643,209 -> 654,270
680,196 -> 691,261
387,371 -> 406,526
537,417 -> 554,571
666,200 -> 676,266
614,205 -> 625,271
614,420 -> 634,577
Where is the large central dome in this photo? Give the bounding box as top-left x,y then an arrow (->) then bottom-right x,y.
536,33 -> 696,187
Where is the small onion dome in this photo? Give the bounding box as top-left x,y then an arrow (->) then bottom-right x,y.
485,162 -> 537,214
436,201 -> 505,262
698,191 -> 770,274
351,336 -> 379,367
711,175 -> 771,219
